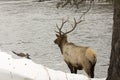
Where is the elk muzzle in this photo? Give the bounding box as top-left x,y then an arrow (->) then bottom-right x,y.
54,39 -> 57,44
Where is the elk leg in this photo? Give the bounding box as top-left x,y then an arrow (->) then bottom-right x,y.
84,66 -> 95,78
84,67 -> 92,78
73,67 -> 77,74
89,64 -> 95,78
67,64 -> 74,73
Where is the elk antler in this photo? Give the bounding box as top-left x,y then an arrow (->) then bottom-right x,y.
55,18 -> 83,35
63,0 -> 92,35
64,18 -> 83,35
55,0 -> 91,35
55,18 -> 68,36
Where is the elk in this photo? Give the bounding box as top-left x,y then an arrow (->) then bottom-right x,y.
54,18 -> 97,78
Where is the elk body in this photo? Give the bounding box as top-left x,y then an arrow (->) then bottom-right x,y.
54,19 -> 97,78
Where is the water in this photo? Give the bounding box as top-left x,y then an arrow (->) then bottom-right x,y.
0,0 -> 113,78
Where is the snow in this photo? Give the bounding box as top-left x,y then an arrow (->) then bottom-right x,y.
0,50 -> 106,80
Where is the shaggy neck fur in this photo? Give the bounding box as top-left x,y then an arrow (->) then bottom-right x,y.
58,38 -> 68,54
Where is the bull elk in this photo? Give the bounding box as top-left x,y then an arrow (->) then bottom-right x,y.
54,18 -> 97,78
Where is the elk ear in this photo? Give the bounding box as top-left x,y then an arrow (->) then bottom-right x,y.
56,34 -> 59,37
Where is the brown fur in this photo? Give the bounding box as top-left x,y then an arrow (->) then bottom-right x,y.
54,34 -> 97,78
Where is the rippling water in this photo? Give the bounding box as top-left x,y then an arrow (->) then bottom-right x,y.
0,0 -> 113,78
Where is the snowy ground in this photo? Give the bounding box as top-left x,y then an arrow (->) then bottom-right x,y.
0,51 -> 106,80
0,0 -> 113,78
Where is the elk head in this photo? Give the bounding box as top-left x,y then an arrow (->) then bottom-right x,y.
54,18 -> 83,47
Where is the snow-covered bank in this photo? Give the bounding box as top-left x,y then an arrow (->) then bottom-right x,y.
0,51 -> 105,80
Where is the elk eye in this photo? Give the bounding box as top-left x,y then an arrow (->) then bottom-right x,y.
56,34 -> 59,37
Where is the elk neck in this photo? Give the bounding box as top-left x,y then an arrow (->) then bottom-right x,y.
58,38 -> 68,54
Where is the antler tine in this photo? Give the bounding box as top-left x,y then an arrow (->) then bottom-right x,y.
55,24 -> 59,31
55,19 -> 68,35
56,24 -> 60,31
60,18 -> 68,30
55,23 -> 61,35
64,18 -> 83,35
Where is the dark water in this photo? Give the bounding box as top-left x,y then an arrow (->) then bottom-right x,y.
0,0 -> 113,78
